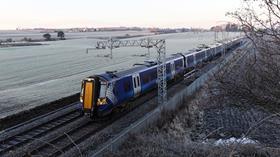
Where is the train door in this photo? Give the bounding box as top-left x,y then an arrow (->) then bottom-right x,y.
171,61 -> 175,79
204,51 -> 208,61
132,73 -> 141,97
194,53 -> 197,65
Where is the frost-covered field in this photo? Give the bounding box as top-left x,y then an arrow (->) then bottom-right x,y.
0,31 -> 239,118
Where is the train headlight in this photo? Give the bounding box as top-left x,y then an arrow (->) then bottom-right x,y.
80,88 -> 84,103
80,87 -> 84,103
97,98 -> 107,105
80,95 -> 83,103
80,80 -> 84,103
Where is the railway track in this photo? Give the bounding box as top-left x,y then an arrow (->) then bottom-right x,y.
0,103 -> 82,156
27,120 -> 105,157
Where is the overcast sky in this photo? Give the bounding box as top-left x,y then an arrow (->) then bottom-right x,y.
0,0 -> 242,30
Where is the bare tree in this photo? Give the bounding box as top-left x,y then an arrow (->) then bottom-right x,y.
57,31 -> 65,40
210,0 -> 280,111
228,0 -> 280,54
43,33 -> 51,41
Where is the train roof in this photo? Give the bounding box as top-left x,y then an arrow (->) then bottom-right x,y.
98,65 -> 146,80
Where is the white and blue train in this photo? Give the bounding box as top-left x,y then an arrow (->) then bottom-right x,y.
80,37 -> 244,118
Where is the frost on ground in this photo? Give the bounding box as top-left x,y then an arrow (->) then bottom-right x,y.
105,85 -> 280,157
214,137 -> 257,146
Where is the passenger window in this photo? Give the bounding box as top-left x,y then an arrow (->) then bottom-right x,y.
137,77 -> 140,87
133,77 -> 136,88
143,75 -> 149,84
177,60 -> 183,69
124,81 -> 131,92
166,63 -> 171,73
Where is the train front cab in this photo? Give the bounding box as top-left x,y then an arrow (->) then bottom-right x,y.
80,77 -> 100,117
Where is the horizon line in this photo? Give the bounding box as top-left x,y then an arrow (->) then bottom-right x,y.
0,25 -> 232,31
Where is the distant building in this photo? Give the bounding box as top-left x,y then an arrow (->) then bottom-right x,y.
225,23 -> 239,32
210,23 -> 240,32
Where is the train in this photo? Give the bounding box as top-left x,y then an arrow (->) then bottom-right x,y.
79,37 -> 244,118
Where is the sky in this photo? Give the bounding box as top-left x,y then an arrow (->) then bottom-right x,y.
0,0 -> 242,30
